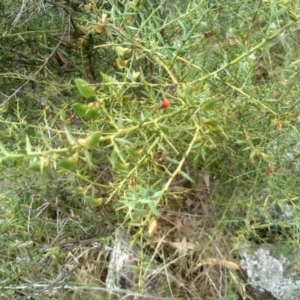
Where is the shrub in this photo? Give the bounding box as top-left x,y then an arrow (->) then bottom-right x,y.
1,0 -> 300,299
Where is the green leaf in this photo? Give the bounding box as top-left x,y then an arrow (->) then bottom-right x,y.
114,161 -> 130,170
78,132 -> 101,149
117,112 -> 124,128
270,7 -> 288,22
178,20 -> 188,40
28,162 -> 42,172
152,190 -> 163,198
157,143 -> 167,152
85,196 -> 103,207
72,103 -> 89,117
85,107 -> 99,119
28,158 -> 50,173
165,157 -> 179,164
58,153 -> 78,171
64,126 -> 75,144
74,79 -> 96,98
0,101 -> 9,113
115,46 -> 131,57
181,171 -> 195,183
84,4 -> 90,13
204,118 -> 219,127
192,143 -> 202,149
110,149 -> 117,167
25,136 -> 32,153
116,57 -> 126,69
147,201 -> 160,216
7,157 -> 23,167
0,130 -> 11,137
158,123 -> 170,130
127,148 -> 141,160
184,84 -> 193,96
73,102 -> 101,119
193,82 -> 203,93
209,127 -> 222,135
201,98 -> 218,111
132,71 -> 140,81
115,138 -> 133,145
132,0 -> 141,12
84,149 -> 92,168
200,148 -> 206,161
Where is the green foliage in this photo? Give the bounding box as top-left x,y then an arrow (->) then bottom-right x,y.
74,79 -> 97,98
1,0 -> 300,298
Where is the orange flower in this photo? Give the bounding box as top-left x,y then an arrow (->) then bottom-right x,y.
158,98 -> 170,109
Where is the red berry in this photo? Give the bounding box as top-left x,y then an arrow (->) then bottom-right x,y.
158,98 -> 170,109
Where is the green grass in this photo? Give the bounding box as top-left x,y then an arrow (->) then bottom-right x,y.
1,0 -> 300,299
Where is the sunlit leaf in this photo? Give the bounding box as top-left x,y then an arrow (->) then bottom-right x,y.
115,46 -> 131,57
116,57 -> 126,69
84,4 -> 90,13
101,13 -> 107,23
132,71 -> 140,81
